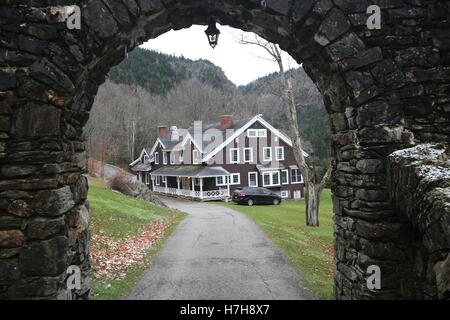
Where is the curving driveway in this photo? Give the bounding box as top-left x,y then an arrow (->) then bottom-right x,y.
127,198 -> 313,300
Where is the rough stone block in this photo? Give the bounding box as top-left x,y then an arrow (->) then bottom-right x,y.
26,217 -> 65,240
12,104 -> 61,138
20,236 -> 68,276
83,0 -> 119,39
32,186 -> 75,216
0,230 -> 24,248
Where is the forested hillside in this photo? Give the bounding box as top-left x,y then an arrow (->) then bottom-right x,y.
87,48 -> 331,170
109,48 -> 235,95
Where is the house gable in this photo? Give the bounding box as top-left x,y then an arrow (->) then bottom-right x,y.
202,115 -> 302,162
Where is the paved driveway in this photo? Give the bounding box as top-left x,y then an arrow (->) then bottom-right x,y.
127,198 -> 313,300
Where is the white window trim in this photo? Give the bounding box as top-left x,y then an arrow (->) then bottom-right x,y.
216,176 -> 230,186
257,129 -> 267,138
155,176 -> 161,186
179,151 -> 184,163
281,190 -> 289,198
275,146 -> 285,161
262,171 -> 280,187
263,147 -> 272,162
170,152 -> 175,165
293,190 -> 303,199
247,129 -> 257,138
247,128 -> 267,138
248,172 -> 258,187
230,173 -> 240,185
155,153 -> 159,165
162,176 -> 167,184
291,168 -> 303,184
163,152 -> 168,165
243,148 -> 253,163
193,150 -> 200,164
230,148 -> 239,164
216,176 -> 226,186
281,169 -> 289,185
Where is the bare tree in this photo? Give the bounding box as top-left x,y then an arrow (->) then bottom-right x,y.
239,34 -> 331,227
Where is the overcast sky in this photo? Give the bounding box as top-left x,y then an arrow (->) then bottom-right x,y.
141,25 -> 299,86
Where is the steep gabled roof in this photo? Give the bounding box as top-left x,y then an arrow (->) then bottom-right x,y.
202,114 -> 307,162
130,114 -> 307,166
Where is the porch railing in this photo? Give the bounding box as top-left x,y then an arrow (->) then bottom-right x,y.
153,186 -> 229,200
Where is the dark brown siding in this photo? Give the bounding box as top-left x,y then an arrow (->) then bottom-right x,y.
206,121 -> 304,199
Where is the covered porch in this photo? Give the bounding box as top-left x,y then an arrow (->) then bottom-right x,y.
150,166 -> 231,201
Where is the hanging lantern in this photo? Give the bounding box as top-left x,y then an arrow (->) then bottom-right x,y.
204,19 -> 221,49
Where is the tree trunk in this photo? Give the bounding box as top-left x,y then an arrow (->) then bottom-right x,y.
305,183 -> 320,226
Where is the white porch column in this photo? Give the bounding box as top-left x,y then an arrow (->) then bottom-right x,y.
200,178 -> 204,200
191,178 -> 195,198
227,177 -> 231,198
151,175 -> 155,191
164,176 -> 168,193
177,177 -> 181,195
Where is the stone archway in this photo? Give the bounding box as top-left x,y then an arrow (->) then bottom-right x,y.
0,1 -> 449,300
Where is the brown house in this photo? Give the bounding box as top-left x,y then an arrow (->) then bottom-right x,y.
130,115 -> 306,201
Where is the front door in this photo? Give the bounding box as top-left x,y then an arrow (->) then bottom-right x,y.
182,177 -> 190,190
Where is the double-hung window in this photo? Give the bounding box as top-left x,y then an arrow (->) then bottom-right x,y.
230,148 -> 239,164
291,168 -> 303,184
263,147 -> 272,162
281,170 -> 289,184
262,171 -> 280,187
248,172 -> 258,187
243,148 -> 253,163
275,147 -> 284,161
155,153 -> 159,164
216,175 -> 231,186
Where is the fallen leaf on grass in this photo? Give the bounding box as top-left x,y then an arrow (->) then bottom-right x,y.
90,220 -> 168,280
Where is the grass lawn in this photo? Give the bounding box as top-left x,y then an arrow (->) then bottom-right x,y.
88,177 -> 186,300
223,189 -> 334,299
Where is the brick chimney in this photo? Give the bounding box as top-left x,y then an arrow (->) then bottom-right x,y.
157,126 -> 169,139
219,115 -> 233,130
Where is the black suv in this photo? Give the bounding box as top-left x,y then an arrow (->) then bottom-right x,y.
232,187 -> 282,206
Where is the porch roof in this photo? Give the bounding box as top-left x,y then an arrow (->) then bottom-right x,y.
150,165 -> 230,178
130,162 -> 152,172
256,163 -> 286,172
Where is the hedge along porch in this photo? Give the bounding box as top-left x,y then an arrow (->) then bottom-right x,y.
0,0 -> 449,300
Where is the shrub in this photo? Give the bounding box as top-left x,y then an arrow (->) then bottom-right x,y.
107,174 -> 134,196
